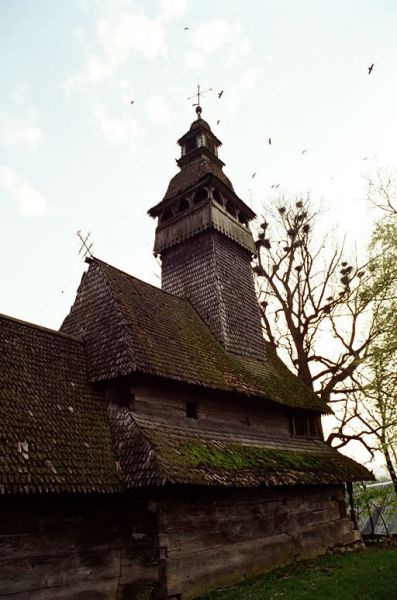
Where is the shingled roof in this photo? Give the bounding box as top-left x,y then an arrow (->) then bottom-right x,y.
61,258 -> 331,414
153,156 -> 235,207
108,411 -> 374,488
0,313 -> 120,495
0,304 -> 371,497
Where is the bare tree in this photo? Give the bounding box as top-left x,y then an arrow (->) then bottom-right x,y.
253,198 -> 387,453
366,168 -> 397,217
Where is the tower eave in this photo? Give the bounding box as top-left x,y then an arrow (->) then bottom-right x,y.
148,173 -> 256,221
152,201 -> 257,256
177,147 -> 225,169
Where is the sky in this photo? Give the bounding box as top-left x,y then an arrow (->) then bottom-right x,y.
1,0 -> 396,470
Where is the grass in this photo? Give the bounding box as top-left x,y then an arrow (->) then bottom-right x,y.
197,546 -> 397,600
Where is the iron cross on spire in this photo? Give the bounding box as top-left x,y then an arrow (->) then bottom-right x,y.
187,82 -> 213,118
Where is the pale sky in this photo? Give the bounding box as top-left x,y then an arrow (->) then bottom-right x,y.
1,0 -> 396,472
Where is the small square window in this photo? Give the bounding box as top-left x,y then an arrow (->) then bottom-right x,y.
308,415 -> 319,437
186,401 -> 198,419
294,413 -> 308,436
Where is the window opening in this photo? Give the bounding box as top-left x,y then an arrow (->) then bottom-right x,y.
238,212 -> 248,226
193,188 -> 208,204
177,198 -> 190,213
161,207 -> 173,222
290,412 -> 320,437
225,201 -> 237,217
186,401 -> 198,419
185,137 -> 197,153
294,413 -> 307,436
206,137 -> 215,153
212,189 -> 223,204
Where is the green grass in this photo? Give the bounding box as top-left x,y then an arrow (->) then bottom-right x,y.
197,546 -> 397,600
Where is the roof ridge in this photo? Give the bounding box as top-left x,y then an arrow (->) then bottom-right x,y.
0,312 -> 82,343
90,256 -> 192,304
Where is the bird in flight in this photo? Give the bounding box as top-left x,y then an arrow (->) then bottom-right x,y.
218,90 -> 224,98
268,138 -> 272,145
184,27 -> 189,30
301,149 -> 307,154
130,100 -> 134,105
368,63 -> 374,75
274,183 -> 280,189
216,120 -> 220,125
252,172 -> 256,178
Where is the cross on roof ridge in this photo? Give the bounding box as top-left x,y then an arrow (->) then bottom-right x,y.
187,82 -> 213,118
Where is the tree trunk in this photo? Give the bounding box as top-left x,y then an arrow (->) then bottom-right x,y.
346,481 -> 358,529
382,441 -> 397,495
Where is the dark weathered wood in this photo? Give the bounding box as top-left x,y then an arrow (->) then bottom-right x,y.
0,548 -> 120,594
0,485 -> 355,599
0,579 -> 119,599
134,381 -> 289,436
0,496 -> 159,599
155,485 -> 355,599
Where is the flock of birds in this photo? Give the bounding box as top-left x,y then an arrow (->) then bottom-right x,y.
128,61 -> 376,188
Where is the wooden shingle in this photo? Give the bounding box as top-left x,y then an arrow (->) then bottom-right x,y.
62,258 -> 331,413
0,313 -> 120,495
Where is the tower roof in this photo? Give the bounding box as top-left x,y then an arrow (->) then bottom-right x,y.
61,258 -> 331,414
148,112 -> 254,220
177,116 -> 222,147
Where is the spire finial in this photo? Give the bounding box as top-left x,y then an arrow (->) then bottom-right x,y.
187,82 -> 212,118
76,230 -> 94,259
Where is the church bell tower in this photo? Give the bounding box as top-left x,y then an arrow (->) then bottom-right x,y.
148,104 -> 266,362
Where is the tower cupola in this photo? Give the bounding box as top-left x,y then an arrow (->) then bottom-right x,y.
177,106 -> 223,167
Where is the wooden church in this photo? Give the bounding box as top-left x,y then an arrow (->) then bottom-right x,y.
0,105 -> 372,599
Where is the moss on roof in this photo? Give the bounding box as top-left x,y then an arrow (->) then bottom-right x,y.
180,441 -> 372,483
62,259 -> 330,414
108,414 -> 374,488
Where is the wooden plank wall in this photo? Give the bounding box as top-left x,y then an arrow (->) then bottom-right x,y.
156,484 -> 355,599
0,496 -> 159,599
135,382 -> 289,436
0,487 -> 355,599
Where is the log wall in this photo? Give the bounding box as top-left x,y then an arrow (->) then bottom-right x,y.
134,381 -> 290,436
156,484 -> 355,599
0,496 -> 158,599
0,487 -> 355,599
